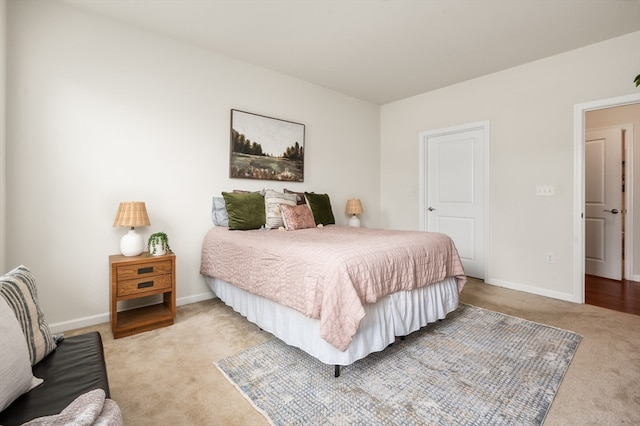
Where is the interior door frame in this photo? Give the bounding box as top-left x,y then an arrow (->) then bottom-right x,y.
418,120 -> 490,279
573,93 -> 640,303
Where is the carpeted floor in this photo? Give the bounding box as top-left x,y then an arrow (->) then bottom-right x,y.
65,279 -> 640,425
216,304 -> 582,425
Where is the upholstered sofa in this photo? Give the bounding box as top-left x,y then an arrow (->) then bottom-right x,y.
0,266 -> 123,425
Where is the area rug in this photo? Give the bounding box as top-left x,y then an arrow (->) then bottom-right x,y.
215,304 -> 582,425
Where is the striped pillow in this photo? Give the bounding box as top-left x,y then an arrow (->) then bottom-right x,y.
0,265 -> 56,365
264,189 -> 297,229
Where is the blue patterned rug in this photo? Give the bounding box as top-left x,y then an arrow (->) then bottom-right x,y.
215,304 -> 582,425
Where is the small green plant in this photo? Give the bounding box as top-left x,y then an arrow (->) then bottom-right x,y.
147,232 -> 172,256
635,74 -> 640,87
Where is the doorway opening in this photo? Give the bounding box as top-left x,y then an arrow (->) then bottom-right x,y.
573,93 -> 640,310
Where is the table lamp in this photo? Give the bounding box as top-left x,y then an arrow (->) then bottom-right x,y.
113,201 -> 150,256
346,198 -> 363,227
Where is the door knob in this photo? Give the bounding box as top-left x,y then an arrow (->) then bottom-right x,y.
603,209 -> 619,214
428,207 -> 436,212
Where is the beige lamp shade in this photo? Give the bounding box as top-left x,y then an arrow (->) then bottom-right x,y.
113,201 -> 151,228
113,202 -> 150,256
345,198 -> 363,215
346,198 -> 363,227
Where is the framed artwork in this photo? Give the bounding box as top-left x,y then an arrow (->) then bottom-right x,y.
229,109 -> 305,182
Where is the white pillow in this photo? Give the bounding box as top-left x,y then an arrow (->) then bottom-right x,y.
211,196 -> 229,227
0,296 -> 43,412
0,265 -> 57,365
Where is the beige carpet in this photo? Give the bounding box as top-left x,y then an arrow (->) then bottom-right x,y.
67,279 -> 640,425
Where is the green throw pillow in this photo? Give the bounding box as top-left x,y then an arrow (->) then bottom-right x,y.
222,191 -> 266,230
304,192 -> 335,225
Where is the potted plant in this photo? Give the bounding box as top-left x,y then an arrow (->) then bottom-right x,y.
147,232 -> 172,256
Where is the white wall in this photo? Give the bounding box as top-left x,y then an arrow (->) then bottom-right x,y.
7,0 -> 639,330
381,32 -> 640,301
5,0 -> 380,331
587,104 -> 640,281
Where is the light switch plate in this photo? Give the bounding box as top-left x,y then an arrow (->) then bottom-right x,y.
536,185 -> 554,196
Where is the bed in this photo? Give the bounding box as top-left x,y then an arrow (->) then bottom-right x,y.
200,224 -> 466,376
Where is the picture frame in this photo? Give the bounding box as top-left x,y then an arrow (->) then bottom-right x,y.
229,109 -> 305,182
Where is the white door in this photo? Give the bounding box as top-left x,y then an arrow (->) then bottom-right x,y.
585,127 -> 623,280
420,123 -> 488,279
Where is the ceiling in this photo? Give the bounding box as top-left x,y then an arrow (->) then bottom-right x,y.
59,0 -> 640,105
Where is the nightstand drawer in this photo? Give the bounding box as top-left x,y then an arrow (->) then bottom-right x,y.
116,260 -> 172,281
117,274 -> 172,297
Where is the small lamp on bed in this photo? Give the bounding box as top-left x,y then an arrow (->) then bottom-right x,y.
113,201 -> 151,256
346,198 -> 363,227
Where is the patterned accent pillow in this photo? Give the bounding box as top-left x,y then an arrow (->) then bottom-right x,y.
280,204 -> 316,230
0,265 -> 57,365
264,190 -> 297,229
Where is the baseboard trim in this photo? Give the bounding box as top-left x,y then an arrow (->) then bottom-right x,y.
484,278 -> 579,303
178,291 -> 216,306
49,279 -> 589,334
49,312 -> 109,335
49,291 -> 216,334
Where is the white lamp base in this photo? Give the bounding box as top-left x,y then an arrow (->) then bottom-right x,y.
120,228 -> 145,256
348,215 -> 361,227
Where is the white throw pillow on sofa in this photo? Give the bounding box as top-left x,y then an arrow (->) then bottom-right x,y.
0,296 -> 43,412
0,265 -> 57,365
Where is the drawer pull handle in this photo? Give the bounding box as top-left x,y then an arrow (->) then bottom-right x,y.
138,281 -> 154,289
138,267 -> 153,274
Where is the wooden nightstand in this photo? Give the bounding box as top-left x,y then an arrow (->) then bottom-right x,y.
109,252 -> 176,338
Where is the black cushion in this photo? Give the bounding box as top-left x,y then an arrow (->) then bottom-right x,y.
0,332 -> 110,426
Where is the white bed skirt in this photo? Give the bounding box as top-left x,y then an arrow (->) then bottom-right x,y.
205,276 -> 460,366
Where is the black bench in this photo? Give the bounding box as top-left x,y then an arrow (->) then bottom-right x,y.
0,332 -> 110,426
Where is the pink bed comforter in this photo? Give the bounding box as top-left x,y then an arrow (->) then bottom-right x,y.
200,226 -> 466,351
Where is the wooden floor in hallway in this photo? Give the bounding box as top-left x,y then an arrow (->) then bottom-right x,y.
585,274 -> 640,316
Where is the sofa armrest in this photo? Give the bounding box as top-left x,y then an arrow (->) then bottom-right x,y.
0,332 -> 110,426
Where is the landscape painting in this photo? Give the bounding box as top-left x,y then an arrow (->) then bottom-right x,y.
230,109 -> 305,182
